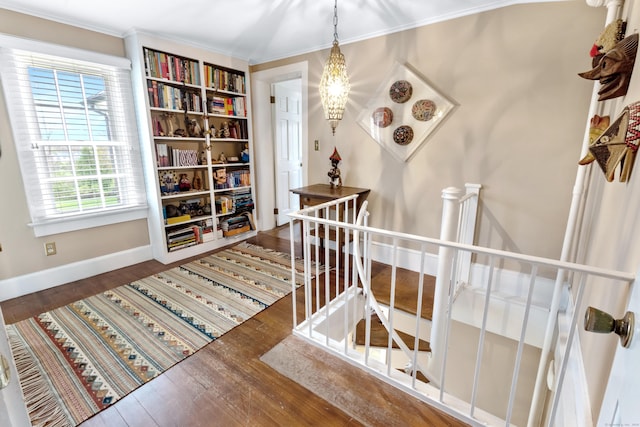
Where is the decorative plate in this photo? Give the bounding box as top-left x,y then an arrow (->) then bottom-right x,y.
393,125 -> 414,145
372,107 -> 393,128
412,99 -> 437,121
389,80 -> 413,103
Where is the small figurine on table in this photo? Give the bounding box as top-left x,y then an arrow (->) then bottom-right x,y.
328,147 -> 342,188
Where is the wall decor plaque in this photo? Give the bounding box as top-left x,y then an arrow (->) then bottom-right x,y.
357,62 -> 456,162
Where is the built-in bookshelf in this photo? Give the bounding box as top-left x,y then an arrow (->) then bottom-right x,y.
125,33 -> 256,264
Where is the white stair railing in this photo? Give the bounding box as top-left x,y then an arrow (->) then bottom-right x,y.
288,192 -> 634,426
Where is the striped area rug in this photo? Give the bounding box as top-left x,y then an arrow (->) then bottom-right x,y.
6,242 -> 306,427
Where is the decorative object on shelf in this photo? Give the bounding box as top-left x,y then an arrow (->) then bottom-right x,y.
161,171 -> 176,194
319,0 -> 350,135
214,168 -> 227,186
372,107 -> 393,128
209,123 -> 216,138
165,204 -> 180,218
241,143 -> 250,162
161,112 -> 175,137
579,115 -> 611,165
221,121 -> 231,138
186,118 -> 202,137
587,100 -> 640,182
219,152 -> 227,163
389,80 -> 413,103
179,174 -> 191,191
579,33 -> 638,101
327,147 -> 343,188
357,61 -> 456,162
192,172 -> 202,190
173,128 -> 187,137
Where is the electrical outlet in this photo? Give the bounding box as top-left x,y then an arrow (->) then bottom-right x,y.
45,242 -> 57,256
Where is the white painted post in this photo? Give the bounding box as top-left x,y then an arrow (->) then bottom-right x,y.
456,183 -> 482,290
427,187 -> 462,387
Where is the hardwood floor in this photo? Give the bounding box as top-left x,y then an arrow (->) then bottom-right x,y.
1,227 -> 467,427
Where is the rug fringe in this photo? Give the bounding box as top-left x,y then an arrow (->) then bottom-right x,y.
7,327 -> 72,427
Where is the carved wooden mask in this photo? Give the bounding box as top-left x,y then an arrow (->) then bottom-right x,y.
579,33 -> 639,101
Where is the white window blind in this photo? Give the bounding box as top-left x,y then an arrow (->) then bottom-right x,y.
0,38 -> 147,236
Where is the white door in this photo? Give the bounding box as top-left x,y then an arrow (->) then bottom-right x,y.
597,276 -> 640,425
274,79 -> 302,226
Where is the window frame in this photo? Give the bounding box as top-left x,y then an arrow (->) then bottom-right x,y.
0,35 -> 148,237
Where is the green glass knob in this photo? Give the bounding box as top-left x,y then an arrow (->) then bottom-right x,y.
584,306 -> 634,348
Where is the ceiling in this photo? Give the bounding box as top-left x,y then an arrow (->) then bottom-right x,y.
0,0 -> 563,64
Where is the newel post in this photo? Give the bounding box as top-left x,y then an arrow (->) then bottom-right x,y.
428,187 -> 462,386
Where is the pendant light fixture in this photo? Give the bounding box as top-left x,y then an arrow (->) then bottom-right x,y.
319,0 -> 350,135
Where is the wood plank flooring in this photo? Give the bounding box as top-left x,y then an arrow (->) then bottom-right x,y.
1,227 -> 467,427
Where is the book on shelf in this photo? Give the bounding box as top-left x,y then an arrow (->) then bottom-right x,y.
220,211 -> 254,237
215,195 -> 234,214
168,240 -> 197,252
144,47 -> 200,85
213,170 -> 251,189
147,81 -> 202,111
204,66 -> 246,94
156,145 -> 199,167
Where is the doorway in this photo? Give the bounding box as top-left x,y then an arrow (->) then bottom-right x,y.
273,79 -> 303,226
251,62 -> 308,231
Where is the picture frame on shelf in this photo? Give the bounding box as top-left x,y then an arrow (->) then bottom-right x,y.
357,61 -> 456,162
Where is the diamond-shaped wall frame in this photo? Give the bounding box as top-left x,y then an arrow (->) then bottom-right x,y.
357,62 -> 456,162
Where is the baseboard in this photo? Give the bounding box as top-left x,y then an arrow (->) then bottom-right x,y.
0,245 -> 153,302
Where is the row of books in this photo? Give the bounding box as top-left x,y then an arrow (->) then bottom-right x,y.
156,144 -> 199,167
144,48 -> 200,85
213,169 -> 251,189
215,195 -> 235,215
204,66 -> 245,94
166,219 -> 214,252
214,191 -> 253,215
208,96 -> 246,117
220,212 -> 254,237
147,80 -> 202,112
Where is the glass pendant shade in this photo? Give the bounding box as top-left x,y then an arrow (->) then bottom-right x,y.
319,41 -> 350,135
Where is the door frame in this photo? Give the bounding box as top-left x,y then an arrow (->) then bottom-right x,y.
251,61 -> 308,232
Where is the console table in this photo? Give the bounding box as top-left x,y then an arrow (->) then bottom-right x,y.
290,184 -> 370,212
290,184 -> 370,262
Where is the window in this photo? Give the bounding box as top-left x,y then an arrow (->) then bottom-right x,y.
0,36 -> 147,236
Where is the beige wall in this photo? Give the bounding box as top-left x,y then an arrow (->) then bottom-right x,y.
253,2 -> 605,260
0,9 -> 150,280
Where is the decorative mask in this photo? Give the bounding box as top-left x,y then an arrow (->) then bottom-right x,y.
589,19 -> 626,66
588,101 -> 640,182
579,33 -> 638,101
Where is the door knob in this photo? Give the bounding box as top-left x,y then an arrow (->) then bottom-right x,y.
584,306 -> 634,348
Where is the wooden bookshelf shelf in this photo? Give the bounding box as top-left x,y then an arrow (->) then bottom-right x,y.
126,32 -> 257,264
